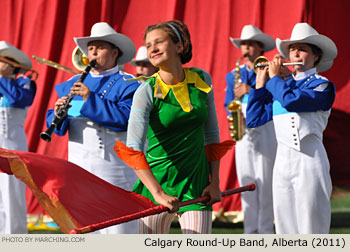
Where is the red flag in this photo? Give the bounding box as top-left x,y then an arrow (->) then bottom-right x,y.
0,148 -> 255,234
0,148 -> 157,234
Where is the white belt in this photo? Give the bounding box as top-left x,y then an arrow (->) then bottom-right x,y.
85,120 -> 119,136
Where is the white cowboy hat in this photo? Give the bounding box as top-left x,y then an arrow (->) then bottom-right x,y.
230,25 -> 275,52
276,23 -> 337,72
130,46 -> 150,67
0,41 -> 32,73
74,22 -> 136,65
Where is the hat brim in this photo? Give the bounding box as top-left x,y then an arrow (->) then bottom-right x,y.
74,33 -> 136,65
230,34 -> 275,52
0,42 -> 32,73
130,58 -> 150,67
276,35 -> 337,72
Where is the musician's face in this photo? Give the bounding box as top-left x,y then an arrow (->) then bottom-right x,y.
87,40 -> 118,72
289,43 -> 319,74
135,61 -> 158,79
240,40 -> 264,62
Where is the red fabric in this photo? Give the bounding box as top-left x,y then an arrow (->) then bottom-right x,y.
0,155 -> 12,174
0,148 -> 254,234
0,148 -> 157,234
205,140 -> 235,162
0,0 -> 349,216
114,140 -> 151,170
71,183 -> 256,233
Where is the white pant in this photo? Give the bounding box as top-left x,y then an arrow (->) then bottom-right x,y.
236,121 -> 276,233
0,174 -> 27,234
0,107 -> 30,234
92,220 -> 137,234
68,120 -> 138,234
273,134 -> 332,234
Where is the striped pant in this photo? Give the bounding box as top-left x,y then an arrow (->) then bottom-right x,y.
138,210 -> 212,234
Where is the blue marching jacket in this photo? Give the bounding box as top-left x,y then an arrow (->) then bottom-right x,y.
46,68 -> 140,135
224,65 -> 256,115
246,68 -> 335,151
0,75 -> 36,151
0,76 -> 36,108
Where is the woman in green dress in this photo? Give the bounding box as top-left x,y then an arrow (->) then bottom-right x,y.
115,20 -> 231,234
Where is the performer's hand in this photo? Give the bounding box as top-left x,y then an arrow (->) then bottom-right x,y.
234,83 -> 250,97
134,169 -> 179,212
54,96 -> 70,116
279,65 -> 292,79
269,54 -> 283,79
0,63 -> 15,79
255,67 -> 269,89
70,82 -> 91,102
153,191 -> 180,213
202,183 -> 222,206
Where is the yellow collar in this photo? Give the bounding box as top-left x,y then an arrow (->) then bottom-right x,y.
153,68 -> 211,112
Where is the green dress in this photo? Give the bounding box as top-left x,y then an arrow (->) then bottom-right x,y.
132,68 -> 213,212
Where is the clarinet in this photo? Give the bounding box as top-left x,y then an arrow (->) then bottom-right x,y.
40,60 -> 97,142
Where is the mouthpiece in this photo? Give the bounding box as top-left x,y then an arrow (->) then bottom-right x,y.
89,60 -> 97,67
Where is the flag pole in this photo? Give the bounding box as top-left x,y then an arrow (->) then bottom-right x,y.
70,183 -> 255,234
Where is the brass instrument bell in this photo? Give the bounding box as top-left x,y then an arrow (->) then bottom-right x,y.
72,46 -> 90,71
227,56 -> 245,141
253,56 -> 269,74
227,99 -> 244,141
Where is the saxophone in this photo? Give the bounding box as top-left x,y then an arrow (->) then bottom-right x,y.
227,56 -> 245,141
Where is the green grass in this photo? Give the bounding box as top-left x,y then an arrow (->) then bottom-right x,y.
329,228 -> 350,234
331,197 -> 350,211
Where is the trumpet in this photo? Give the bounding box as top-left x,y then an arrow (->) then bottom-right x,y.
253,56 -> 303,74
32,46 -> 88,75
32,55 -> 80,75
0,56 -> 39,80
